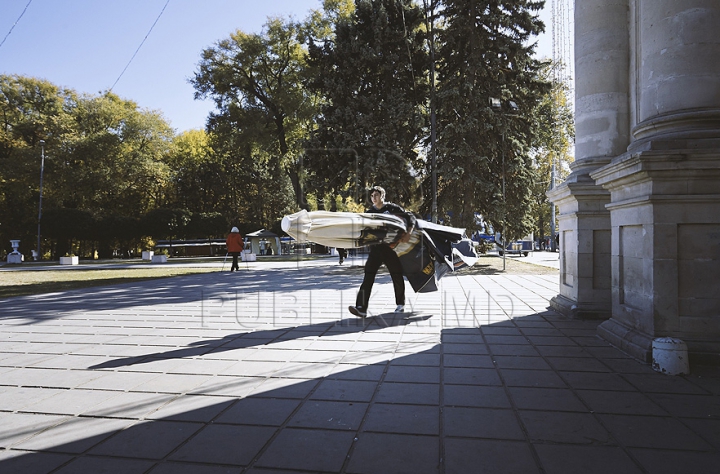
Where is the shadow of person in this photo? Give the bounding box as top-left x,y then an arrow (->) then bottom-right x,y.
89,314 -> 433,370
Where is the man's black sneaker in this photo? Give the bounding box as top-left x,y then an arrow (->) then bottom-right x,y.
349,306 -> 367,318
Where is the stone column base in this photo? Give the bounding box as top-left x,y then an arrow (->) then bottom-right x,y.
550,294 -> 611,320
597,318 -> 653,363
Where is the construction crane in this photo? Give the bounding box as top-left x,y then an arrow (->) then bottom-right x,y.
551,0 -> 574,89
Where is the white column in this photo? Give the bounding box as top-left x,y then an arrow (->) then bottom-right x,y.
548,0 -> 630,319
593,0 -> 720,363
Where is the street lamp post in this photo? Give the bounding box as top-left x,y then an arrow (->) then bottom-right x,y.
550,158 -> 557,251
490,98 -> 518,271
500,130 -> 506,272
424,0 -> 438,223
36,140 -> 45,261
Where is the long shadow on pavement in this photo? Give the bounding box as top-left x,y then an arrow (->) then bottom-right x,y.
2,312 -> 720,473
0,265 -> 365,324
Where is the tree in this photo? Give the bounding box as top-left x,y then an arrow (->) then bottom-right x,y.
165,129 -> 225,213
528,64 -> 574,243
305,0 -> 430,208
192,17 -> 315,212
141,208 -> 191,240
53,92 -> 174,215
431,0 -> 549,238
0,75 -> 175,258
0,75 -> 75,254
42,208 -> 94,258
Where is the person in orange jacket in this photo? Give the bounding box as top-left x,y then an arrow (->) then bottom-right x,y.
225,227 -> 244,271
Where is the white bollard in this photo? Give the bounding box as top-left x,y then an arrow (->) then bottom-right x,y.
652,337 -> 690,375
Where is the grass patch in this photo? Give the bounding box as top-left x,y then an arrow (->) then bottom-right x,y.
462,255 -> 558,275
0,266 -> 217,299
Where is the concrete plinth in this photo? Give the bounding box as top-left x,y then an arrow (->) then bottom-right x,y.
592,139 -> 720,363
547,180 -> 612,320
7,253 -> 23,264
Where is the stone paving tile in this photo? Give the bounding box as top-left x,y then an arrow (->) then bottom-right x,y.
630,448 -> 720,474
20,388 -> 120,416
145,395 -> 235,422
508,387 -> 587,412
255,428 -> 356,472
346,432 -> 439,474
151,462 -> 243,474
1,367 -> 103,388
340,350 -> 393,365
131,373 -> 213,393
622,373 -> 709,394
443,384 -> 512,408
444,367 -> 502,386
187,375 -> 264,397
384,365 -> 440,384
602,358 -> 658,374
442,342 -> 489,355
363,403 -> 439,435
169,424 -> 277,466
487,343 -> 540,356
493,355 -> 553,370
328,363 -> 386,381
0,450 -> 73,474
535,344 -> 592,358
0,352 -> 55,368
534,444 -> 643,474
82,392 -> 177,419
291,349 -> 345,363
546,356 -> 611,372
519,410 -> 616,445
0,413 -> 68,448
215,397 -> 300,426
389,352 -> 440,366
500,368 -> 568,388
679,418 -> 720,450
89,420 -> 203,460
276,361 -> 337,379
443,353 -> 494,368
30,354 -> 110,370
76,371 -> 161,391
444,406 -> 525,440
576,390 -> 667,416
249,377 -> 320,399
2,261 -> 720,473
0,386 -> 65,411
288,400 -> 368,431
598,414 -> 715,450
559,371 -> 639,391
309,379 -> 378,402
375,381 -> 440,405
444,438 -> 539,474
647,392 -> 720,418
58,455 -> 156,474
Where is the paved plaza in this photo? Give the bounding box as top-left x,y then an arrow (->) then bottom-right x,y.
0,256 -> 719,473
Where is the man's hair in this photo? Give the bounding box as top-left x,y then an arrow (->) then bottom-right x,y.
369,186 -> 386,200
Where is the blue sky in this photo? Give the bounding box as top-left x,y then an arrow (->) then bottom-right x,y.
1,0 -> 553,133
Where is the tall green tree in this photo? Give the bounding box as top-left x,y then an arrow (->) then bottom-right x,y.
528,65 -> 574,242
192,17 -> 314,213
0,75 -> 175,257
432,0 -> 549,239
305,0 -> 430,208
165,129 -> 224,213
54,92 -> 174,215
0,75 -> 75,251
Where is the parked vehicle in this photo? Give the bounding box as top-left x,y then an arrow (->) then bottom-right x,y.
495,233 -> 533,257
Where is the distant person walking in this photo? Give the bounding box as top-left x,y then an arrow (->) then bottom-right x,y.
349,186 -> 415,317
226,227 -> 244,272
338,248 -> 348,265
